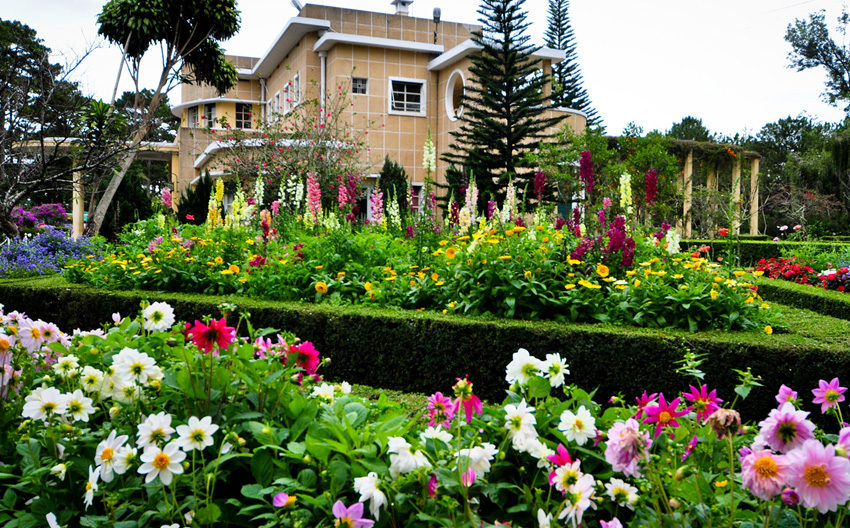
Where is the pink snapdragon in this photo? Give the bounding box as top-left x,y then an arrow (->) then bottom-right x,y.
306,174 -> 322,223
370,187 -> 384,224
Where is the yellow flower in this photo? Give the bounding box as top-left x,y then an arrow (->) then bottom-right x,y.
680,285 -> 688,290
710,289 -> 719,300
568,258 -> 582,266
369,291 -> 376,300
228,264 -> 240,274
337,271 -> 346,279
673,274 -> 683,279
456,236 -> 470,241
596,264 -> 609,278
214,256 -> 224,265
543,237 -> 550,242
246,239 -> 255,245
714,276 -> 725,283
315,265 -> 324,270
238,278 -> 248,283
446,247 -> 457,259
364,282 -> 373,291
626,270 -> 637,276
436,281 -> 445,286
505,229 -> 515,236
745,297 -> 754,304
384,276 -> 396,281
514,226 -> 527,232
524,270 -> 532,279
448,302 -> 457,309
499,255 -> 512,260
564,283 -> 576,290
578,279 -> 601,289
432,249 -> 443,256
714,480 -> 728,488
764,326 -> 773,335
315,281 -> 328,294
754,270 -> 764,277
761,303 -> 770,309
634,279 -> 641,287
439,240 -> 449,246
410,280 -> 416,286
431,273 -> 439,281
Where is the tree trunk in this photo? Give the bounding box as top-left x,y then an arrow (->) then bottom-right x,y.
82,150 -> 138,237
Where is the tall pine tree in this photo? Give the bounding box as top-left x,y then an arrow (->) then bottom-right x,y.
544,0 -> 601,127
441,0 -> 565,210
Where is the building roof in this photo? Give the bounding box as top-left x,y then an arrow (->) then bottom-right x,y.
428,40 -> 566,71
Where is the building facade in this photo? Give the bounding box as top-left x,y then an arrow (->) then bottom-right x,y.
170,1 -> 587,211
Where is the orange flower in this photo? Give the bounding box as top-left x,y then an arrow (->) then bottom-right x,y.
315,281 -> 328,294
446,247 -> 457,259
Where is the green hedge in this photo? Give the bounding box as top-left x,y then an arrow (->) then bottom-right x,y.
755,278 -> 850,322
682,239 -> 850,266
3,277 -> 850,424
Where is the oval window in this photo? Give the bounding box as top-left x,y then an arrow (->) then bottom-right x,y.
445,70 -> 465,121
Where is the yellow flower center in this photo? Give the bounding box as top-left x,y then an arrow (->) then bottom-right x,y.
101,448 -> 114,461
575,419 -> 584,430
754,456 -> 778,479
153,453 -> 170,470
31,327 -> 42,339
658,411 -> 672,425
191,429 -> 206,443
804,465 -> 830,488
86,482 -> 93,491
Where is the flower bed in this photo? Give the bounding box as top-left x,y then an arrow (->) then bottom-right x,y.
0,227 -> 103,279
1,303 -> 849,527
63,211 -> 775,333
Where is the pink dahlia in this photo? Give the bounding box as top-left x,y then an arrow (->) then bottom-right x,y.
288,342 -> 320,374
547,443 -> 572,484
452,376 -> 483,424
642,393 -> 688,439
775,384 -> 798,405
426,392 -> 456,427
786,439 -> 850,513
189,318 -> 235,355
605,418 -> 650,477
683,384 -> 722,422
634,391 -> 657,420
836,427 -> 850,458
757,402 -> 816,453
812,378 -> 847,414
740,448 -> 788,500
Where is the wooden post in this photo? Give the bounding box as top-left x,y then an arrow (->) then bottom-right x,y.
72,170 -> 84,240
749,158 -> 760,235
732,157 -> 742,234
682,150 -> 694,237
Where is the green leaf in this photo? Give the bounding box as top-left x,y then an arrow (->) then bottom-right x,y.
297,468 -> 317,490
195,504 -> 222,525
2,489 -> 15,509
525,375 -> 551,399
774,509 -> 802,528
251,449 -> 275,487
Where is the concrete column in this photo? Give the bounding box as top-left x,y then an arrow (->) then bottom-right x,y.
542,59 -> 552,99
72,170 -> 84,240
732,157 -> 742,234
706,163 -> 718,233
682,150 -> 694,237
749,158 -> 760,235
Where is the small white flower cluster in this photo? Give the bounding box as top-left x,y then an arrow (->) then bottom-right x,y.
309,381 -> 352,404
664,227 -> 682,255
619,172 -> 633,217
504,348 -> 569,388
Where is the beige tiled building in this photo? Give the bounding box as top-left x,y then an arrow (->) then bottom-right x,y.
170,0 -> 587,213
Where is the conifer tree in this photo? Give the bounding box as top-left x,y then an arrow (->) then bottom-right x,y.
441,0 -> 565,210
544,0 -> 601,127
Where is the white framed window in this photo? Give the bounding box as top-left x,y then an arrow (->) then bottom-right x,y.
204,103 -> 216,126
445,69 -> 465,121
388,77 -> 426,117
269,91 -> 281,122
187,106 -> 199,128
291,72 -> 301,107
283,84 -> 291,115
352,77 -> 368,95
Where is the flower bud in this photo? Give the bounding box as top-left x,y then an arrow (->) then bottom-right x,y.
782,488 -> 800,507
668,498 -> 680,509
109,406 -> 120,418
42,375 -> 52,384
303,454 -> 312,464
237,436 -> 246,447
183,461 -> 191,470
261,426 -> 272,436
674,465 -> 693,481
708,409 -> 741,439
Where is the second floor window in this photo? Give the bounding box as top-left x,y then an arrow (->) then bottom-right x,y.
352,77 -> 368,95
204,104 -> 216,126
236,103 -> 252,129
390,79 -> 425,115
187,106 -> 199,128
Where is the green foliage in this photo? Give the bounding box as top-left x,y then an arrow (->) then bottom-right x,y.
544,0 -> 601,126
176,172 -> 214,225
378,156 -> 408,213
785,8 -> 850,110
441,0 -> 565,209
667,116 -> 714,142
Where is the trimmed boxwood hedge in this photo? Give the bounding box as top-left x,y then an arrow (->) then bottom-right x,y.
755,278 -> 850,322
3,277 -> 850,424
683,239 -> 850,266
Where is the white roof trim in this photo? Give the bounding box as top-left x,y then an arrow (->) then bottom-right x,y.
247,17 -> 332,79
314,33 -> 444,54
553,106 -> 588,119
171,98 -> 255,119
428,39 -> 566,70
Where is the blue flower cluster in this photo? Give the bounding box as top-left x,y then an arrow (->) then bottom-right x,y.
0,228 -> 103,279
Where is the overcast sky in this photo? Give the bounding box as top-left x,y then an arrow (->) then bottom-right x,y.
5,0 -> 847,137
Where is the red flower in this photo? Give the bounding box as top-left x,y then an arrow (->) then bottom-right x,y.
189,318 -> 236,355
186,214 -> 195,221
288,341 -> 320,374
452,376 -> 483,424
718,228 -> 730,236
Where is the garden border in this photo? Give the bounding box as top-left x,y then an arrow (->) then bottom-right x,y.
3,277 -> 849,422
